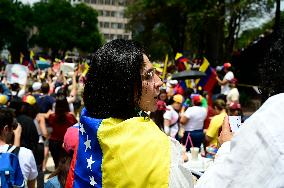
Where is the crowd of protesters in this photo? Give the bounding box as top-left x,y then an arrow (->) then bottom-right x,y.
150,64 -> 242,155
0,45 -> 242,188
1,35 -> 284,188
0,65 -> 85,187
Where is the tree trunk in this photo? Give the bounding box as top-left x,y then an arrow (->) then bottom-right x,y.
204,0 -> 225,66
274,0 -> 281,32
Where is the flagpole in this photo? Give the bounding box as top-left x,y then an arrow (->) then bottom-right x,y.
162,54 -> 168,83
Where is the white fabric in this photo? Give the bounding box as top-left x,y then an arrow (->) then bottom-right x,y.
196,93 -> 284,188
183,106 -> 207,131
169,137 -> 194,188
163,105 -> 179,137
221,71 -> 234,95
0,144 -> 38,181
226,88 -> 239,104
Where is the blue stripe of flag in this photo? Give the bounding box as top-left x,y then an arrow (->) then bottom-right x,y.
198,67 -> 214,87
74,108 -> 103,188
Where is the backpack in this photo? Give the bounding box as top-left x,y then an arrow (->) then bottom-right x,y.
0,145 -> 25,188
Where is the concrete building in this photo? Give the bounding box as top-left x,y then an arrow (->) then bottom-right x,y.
72,0 -> 132,42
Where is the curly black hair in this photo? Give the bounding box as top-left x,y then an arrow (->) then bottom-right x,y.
83,39 -> 145,119
259,31 -> 284,101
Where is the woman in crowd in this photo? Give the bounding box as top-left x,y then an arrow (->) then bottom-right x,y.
48,95 -> 77,168
65,39 -> 193,187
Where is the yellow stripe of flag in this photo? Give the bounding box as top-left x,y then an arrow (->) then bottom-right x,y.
195,57 -> 210,85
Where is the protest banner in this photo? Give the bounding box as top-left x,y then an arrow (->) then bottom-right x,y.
60,63 -> 76,75
5,64 -> 29,85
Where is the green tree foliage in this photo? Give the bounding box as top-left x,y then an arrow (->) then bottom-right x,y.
236,20 -> 274,50
73,3 -> 103,53
126,0 -> 275,64
0,0 -> 32,62
224,0 -> 274,58
0,0 -> 103,62
31,0 -> 103,57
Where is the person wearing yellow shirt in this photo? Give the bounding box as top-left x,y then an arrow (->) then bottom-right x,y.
205,99 -> 227,146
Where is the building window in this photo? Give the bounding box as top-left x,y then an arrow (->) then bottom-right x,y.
123,35 -> 129,40
118,11 -> 124,18
111,23 -> 118,29
99,22 -> 104,27
118,0 -> 125,6
104,34 -> 109,39
103,22 -> 109,28
117,23 -> 123,29
91,0 -> 97,4
110,34 -> 115,40
111,11 -> 115,17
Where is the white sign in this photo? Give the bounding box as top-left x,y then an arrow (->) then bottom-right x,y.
229,116 -> 241,133
60,63 -> 76,74
5,64 -> 29,85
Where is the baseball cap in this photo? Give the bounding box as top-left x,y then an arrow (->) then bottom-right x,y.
22,95 -> 36,105
169,80 -> 178,85
32,82 -> 42,91
173,94 -> 184,104
223,62 -> 231,69
64,125 -> 79,154
192,95 -> 202,105
229,102 -> 241,110
0,95 -> 8,105
157,100 -> 169,111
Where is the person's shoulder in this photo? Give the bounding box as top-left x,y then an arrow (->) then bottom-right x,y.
17,146 -> 35,163
212,112 -> 225,122
18,146 -> 33,156
45,176 -> 61,188
266,93 -> 284,103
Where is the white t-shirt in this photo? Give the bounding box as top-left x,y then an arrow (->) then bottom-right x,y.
226,87 -> 239,104
183,106 -> 207,131
221,71 -> 234,95
0,144 -> 38,181
163,105 -> 179,138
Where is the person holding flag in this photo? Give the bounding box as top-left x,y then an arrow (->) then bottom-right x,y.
215,62 -> 234,100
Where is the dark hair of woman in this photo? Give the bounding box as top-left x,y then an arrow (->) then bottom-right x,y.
83,39 -> 145,119
21,103 -> 39,119
54,95 -> 70,123
259,31 -> 284,102
213,99 -> 226,111
0,108 -> 15,135
48,150 -> 72,188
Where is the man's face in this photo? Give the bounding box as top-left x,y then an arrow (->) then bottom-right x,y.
139,55 -> 163,112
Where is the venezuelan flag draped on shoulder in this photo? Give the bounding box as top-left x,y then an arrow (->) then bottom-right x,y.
66,108 -> 193,188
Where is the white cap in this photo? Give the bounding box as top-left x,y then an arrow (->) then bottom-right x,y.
169,80 -> 178,85
32,82 -> 42,91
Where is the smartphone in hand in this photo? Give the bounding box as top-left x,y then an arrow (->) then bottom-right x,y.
228,116 -> 241,133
